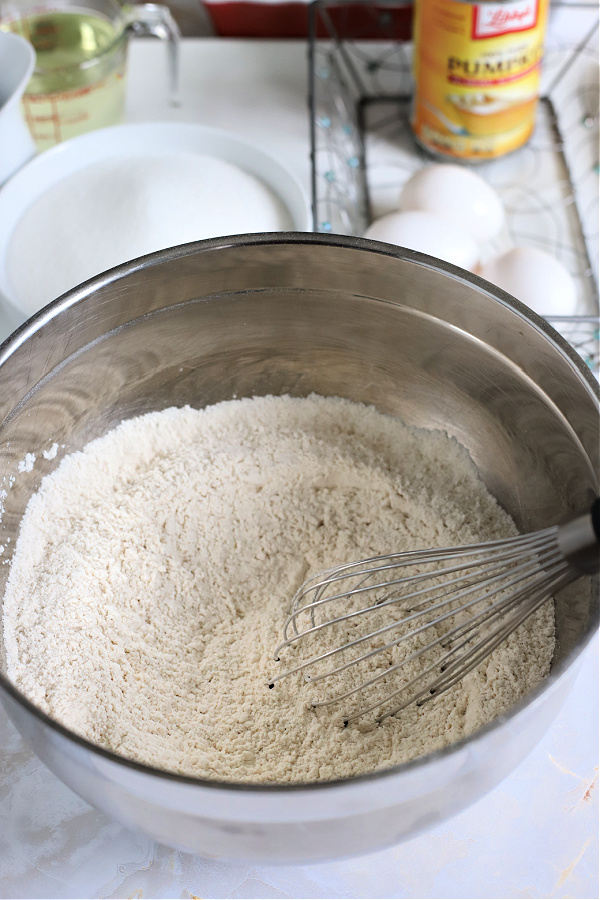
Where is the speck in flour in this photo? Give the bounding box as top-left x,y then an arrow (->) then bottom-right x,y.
2,395 -> 554,782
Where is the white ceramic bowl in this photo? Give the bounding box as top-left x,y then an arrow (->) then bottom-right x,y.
0,121 -> 311,324
0,32 -> 36,186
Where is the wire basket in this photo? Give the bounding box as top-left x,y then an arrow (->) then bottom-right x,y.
308,0 -> 599,375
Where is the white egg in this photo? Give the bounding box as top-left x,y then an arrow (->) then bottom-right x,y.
399,164 -> 504,242
364,209 -> 480,271
480,247 -> 578,316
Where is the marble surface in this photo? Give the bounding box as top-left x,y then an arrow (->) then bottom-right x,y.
0,37 -> 598,899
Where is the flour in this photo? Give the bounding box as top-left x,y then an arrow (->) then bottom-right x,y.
17,453 -> 35,474
42,443 -> 59,461
2,396 -> 554,783
7,152 -> 293,315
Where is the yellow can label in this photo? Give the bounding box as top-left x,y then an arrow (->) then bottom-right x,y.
412,0 -> 550,160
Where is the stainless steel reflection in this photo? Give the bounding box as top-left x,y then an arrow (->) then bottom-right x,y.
0,234 -> 598,863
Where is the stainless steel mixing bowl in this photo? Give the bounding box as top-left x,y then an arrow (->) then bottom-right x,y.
0,234 -> 598,863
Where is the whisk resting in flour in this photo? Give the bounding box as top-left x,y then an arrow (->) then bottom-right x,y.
268,500 -> 599,724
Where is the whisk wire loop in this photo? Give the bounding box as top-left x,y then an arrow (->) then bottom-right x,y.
296,551 -> 560,692
316,557 -> 570,722
272,542 -> 565,686
375,564 -> 574,723
287,528 -> 558,631
268,502 -> 599,723
279,535 -> 563,657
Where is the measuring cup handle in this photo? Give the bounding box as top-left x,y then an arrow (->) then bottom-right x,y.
123,3 -> 181,106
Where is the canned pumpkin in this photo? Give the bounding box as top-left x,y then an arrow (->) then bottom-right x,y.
411,0 -> 550,161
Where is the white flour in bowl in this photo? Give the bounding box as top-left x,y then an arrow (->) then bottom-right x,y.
2,395 -> 554,783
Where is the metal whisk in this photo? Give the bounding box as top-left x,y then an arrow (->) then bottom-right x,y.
268,500 -> 599,724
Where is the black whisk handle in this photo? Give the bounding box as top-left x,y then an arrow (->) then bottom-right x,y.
557,498 -> 600,576
592,497 -> 600,542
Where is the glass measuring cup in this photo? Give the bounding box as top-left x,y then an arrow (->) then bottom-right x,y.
0,0 -> 180,151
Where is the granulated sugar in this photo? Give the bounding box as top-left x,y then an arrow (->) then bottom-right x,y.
2,396 -> 554,783
7,152 -> 292,316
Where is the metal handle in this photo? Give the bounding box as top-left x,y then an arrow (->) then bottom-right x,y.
557,498 -> 600,575
123,3 -> 181,106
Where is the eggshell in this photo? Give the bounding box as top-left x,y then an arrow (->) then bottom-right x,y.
480,247 -> 578,316
399,164 -> 505,242
364,209 -> 480,271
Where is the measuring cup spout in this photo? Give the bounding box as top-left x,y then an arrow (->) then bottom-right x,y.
0,31 -> 36,184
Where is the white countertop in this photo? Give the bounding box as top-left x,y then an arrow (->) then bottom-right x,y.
0,37 -> 598,899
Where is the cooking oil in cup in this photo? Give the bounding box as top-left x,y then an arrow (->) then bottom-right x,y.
0,0 -> 179,152
1,8 -> 126,151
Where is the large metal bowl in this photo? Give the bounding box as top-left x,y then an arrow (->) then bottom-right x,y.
0,234 -> 598,863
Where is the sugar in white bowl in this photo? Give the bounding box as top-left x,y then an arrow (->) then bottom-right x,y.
0,122 -> 310,324
7,152 -> 294,317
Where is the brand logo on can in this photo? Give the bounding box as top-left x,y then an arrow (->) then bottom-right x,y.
472,1 -> 539,39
